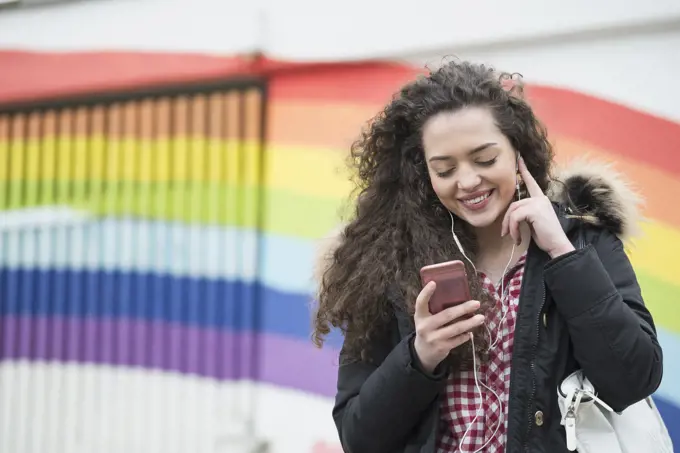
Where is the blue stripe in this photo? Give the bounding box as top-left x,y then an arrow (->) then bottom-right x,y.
1,265 -> 678,409
657,329 -> 680,409
0,218 -> 317,294
0,267 -> 343,349
653,396 -> 680,450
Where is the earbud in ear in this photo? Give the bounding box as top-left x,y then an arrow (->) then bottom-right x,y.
515,155 -> 522,199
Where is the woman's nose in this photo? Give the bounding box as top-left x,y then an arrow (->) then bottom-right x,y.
456,167 -> 482,191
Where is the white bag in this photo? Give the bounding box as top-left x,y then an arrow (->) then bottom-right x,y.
557,370 -> 674,452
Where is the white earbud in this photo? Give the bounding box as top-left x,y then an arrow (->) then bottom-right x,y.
515,154 -> 521,199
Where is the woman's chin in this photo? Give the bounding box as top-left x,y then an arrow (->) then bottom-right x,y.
460,213 -> 498,229
456,200 -> 504,229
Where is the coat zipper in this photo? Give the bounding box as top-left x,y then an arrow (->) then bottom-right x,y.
523,282 -> 546,452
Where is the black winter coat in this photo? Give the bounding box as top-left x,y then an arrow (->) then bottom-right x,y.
327,166 -> 664,453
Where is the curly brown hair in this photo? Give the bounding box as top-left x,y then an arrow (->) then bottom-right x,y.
313,60 -> 555,364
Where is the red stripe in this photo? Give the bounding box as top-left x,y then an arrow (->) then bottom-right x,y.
526,86 -> 680,176
0,51 -> 261,105
268,61 -> 422,103
0,51 -> 414,105
2,50 -> 678,174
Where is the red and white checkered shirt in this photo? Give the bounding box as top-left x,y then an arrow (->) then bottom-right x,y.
437,252 -> 527,453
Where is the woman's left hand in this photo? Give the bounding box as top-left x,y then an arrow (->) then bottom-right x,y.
501,158 -> 575,259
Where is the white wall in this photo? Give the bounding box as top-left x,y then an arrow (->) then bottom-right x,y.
0,362 -> 340,453
405,28 -> 680,123
1,0 -> 680,62
0,0 -> 262,55
1,2 -> 679,452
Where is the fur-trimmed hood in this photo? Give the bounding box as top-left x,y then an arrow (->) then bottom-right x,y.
314,159 -> 644,284
547,158 -> 644,242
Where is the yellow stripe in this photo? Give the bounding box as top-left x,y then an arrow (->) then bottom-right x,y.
7,132 -> 25,206
629,221 -> 680,290
40,130 -> 57,203
24,133 -> 40,205
0,138 -> 352,198
0,138 -> 263,185
266,144 -> 352,198
3,136 -> 679,296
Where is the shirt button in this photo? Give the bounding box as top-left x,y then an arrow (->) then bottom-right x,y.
535,410 -> 544,426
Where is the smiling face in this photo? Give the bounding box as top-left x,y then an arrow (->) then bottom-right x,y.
422,107 -> 519,230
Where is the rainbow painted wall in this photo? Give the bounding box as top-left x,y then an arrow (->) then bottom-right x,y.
0,53 -> 678,452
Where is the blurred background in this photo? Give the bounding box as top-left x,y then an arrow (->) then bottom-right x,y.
0,0 -> 679,452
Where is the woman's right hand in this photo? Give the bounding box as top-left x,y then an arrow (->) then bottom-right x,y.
413,281 -> 485,373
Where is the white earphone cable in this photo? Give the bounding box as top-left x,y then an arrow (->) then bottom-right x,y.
457,332 -> 504,453
448,160 -> 522,452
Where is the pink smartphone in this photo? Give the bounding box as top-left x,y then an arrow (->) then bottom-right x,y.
419,260 -> 472,315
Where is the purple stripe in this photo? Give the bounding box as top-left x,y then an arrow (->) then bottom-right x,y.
0,315 -> 339,397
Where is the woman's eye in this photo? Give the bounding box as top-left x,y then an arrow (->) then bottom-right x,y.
436,169 -> 454,178
477,158 -> 497,167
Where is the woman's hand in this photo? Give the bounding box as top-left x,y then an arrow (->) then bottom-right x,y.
501,157 -> 575,259
413,282 -> 485,373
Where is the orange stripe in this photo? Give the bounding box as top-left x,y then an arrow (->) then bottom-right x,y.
552,137 -> 680,228
267,101 -> 371,151
271,85 -> 680,177
272,70 -> 680,176
269,100 -> 680,228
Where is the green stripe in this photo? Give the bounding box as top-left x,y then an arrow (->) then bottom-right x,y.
637,271 -> 680,335
7,183 -> 673,333
0,181 -> 347,239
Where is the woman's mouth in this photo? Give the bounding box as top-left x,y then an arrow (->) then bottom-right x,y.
459,190 -> 494,211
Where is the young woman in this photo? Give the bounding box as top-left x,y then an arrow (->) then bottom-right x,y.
312,61 -> 663,453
